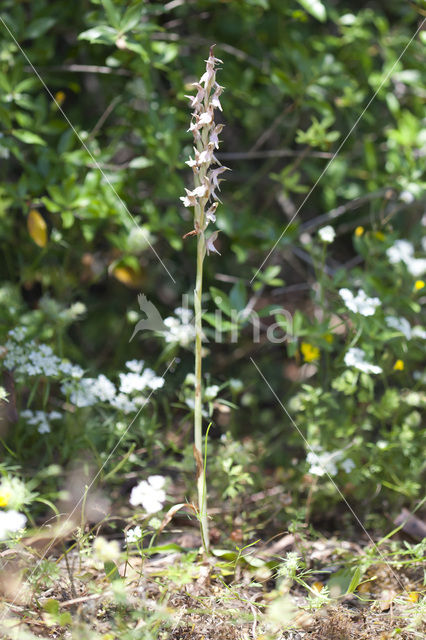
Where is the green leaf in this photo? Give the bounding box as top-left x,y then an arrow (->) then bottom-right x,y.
346,566 -> 362,594
210,287 -> 233,317
43,599 -> 60,614
295,0 -> 326,22
104,561 -> 121,582
120,4 -> 144,32
229,281 -> 247,312
25,17 -> 56,38
78,25 -> 118,45
102,0 -> 121,29
128,157 -> 153,169
328,567 -> 360,596
12,130 -> 45,146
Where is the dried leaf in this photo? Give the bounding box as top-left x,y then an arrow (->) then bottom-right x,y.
27,209 -> 48,247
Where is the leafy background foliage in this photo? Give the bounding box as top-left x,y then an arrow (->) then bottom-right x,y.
0,0 -> 425,531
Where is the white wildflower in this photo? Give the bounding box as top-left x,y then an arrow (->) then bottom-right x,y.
125,525 -> 142,544
93,536 -> 120,563
59,362 -> 84,379
130,476 -> 166,514
204,385 -> 220,401
21,409 -> 62,434
386,239 -> 414,264
125,360 -> 145,374
341,458 -> 356,473
110,393 -> 137,414
411,326 -> 426,339
91,375 -> 116,402
339,288 -> 380,316
386,239 -> 426,276
344,347 -> 382,374
385,316 -> 412,340
318,225 -> 336,243
163,312 -> 196,347
0,510 -> 27,540
307,448 -> 340,477
119,369 -> 164,395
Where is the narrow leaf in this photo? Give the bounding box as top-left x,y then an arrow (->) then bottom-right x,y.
296,0 -> 327,22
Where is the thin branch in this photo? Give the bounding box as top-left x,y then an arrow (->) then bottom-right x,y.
300,188 -> 395,232
250,102 -> 296,152
87,96 -> 121,142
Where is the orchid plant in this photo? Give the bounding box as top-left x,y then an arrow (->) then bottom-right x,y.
180,46 -> 229,552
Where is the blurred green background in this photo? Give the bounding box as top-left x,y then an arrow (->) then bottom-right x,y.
0,0 -> 425,533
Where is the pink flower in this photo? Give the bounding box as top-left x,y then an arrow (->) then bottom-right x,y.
206,230 -> 221,255
205,202 -> 218,223
209,124 -> 224,149
180,184 -> 208,207
208,166 -> 230,199
211,84 -> 224,111
185,82 -> 205,110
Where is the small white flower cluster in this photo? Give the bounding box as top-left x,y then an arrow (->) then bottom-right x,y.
61,360 -> 164,413
318,225 -> 336,243
21,409 -> 62,434
163,307 -> 196,347
344,347 -> 382,375
386,239 -> 426,277
125,525 -> 142,545
61,374 -> 117,408
181,45 -> 229,256
204,384 -> 220,401
4,328 -> 84,380
307,446 -> 356,477
0,510 -> 27,540
385,316 -> 426,341
339,288 -> 380,316
129,475 -> 166,514
4,337 -> 61,377
3,329 -> 165,417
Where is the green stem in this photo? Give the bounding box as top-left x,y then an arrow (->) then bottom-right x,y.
194,231 -> 209,553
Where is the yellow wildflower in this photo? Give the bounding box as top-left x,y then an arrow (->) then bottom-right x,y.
54,91 -> 66,106
0,489 -> 11,508
373,231 -> 385,241
355,226 -> 364,237
393,359 -> 404,371
301,342 -> 320,363
414,280 -> 424,291
408,592 -> 418,603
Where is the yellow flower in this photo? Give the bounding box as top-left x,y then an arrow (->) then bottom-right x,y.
0,490 -> 11,508
355,226 -> 364,237
408,592 -> 419,603
54,91 -> 66,106
301,342 -> 320,363
373,231 -> 385,241
414,280 -> 425,291
393,359 -> 404,371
